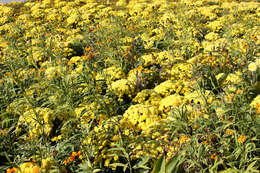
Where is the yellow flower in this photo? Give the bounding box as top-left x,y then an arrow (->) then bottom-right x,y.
210,153 -> 218,160
0,128 -> 8,135
112,135 -> 120,141
205,32 -> 219,41
159,94 -> 184,112
6,167 -> 17,173
225,73 -> 242,85
104,159 -> 111,167
41,157 -> 57,170
202,140 -> 208,145
136,145 -> 142,150
114,155 -> 119,161
124,129 -> 130,136
256,58 -> 260,66
179,135 -> 190,144
71,152 -> 78,157
203,114 -> 209,119
110,79 -> 134,99
225,129 -> 233,135
237,135 -> 246,144
17,162 -> 41,173
51,135 -> 62,142
32,166 -> 41,173
136,65 -> 143,72
248,62 -> 257,72
67,13 -> 80,25
63,159 -> 69,165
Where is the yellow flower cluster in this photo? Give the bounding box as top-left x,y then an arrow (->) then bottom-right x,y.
224,72 -> 243,85
141,51 -> 175,67
16,162 -> 40,173
41,157 -> 63,172
132,89 -> 162,106
250,95 -> 260,115
16,108 -> 55,137
154,80 -> 177,96
96,66 -> 125,85
109,79 -> 135,100
248,58 -> 260,72
74,102 -> 107,126
84,116 -> 124,168
159,94 -> 184,116
7,157 -> 65,173
122,104 -> 160,133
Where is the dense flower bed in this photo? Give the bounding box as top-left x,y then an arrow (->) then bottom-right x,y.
0,0 -> 259,172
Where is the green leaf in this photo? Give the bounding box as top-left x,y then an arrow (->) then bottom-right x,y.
217,72 -> 228,86
107,147 -> 125,152
166,154 -> 184,173
244,161 -> 259,173
93,169 -> 102,173
109,162 -> 128,168
133,156 -> 150,169
209,160 -> 224,173
218,168 -> 238,173
151,155 -> 166,173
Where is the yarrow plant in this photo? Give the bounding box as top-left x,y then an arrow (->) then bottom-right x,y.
0,0 -> 259,172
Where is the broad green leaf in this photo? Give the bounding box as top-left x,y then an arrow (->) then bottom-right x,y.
107,147 -> 125,152
133,156 -> 150,169
151,155 -> 166,173
218,168 -> 238,173
93,169 -> 102,173
109,162 -> 128,168
165,154 -> 180,173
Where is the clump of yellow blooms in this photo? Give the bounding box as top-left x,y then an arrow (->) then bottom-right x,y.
109,79 -> 135,100
237,135 -> 247,144
132,89 -> 162,106
224,72 -> 243,85
250,95 -> 260,115
96,66 -> 125,85
205,32 -> 220,41
154,80 -> 177,96
159,94 -> 184,115
83,116 -> 125,168
74,100 -> 110,127
122,104 -> 160,133
41,157 -> 62,172
16,108 -> 55,137
16,162 -> 41,173
141,51 -> 174,67
7,157 -> 65,173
